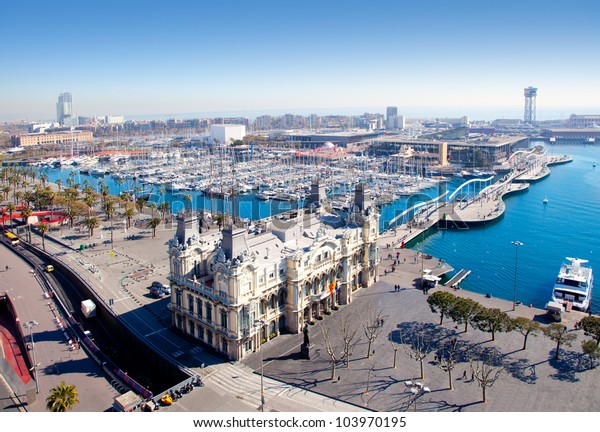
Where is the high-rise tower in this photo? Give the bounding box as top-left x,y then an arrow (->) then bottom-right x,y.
56,92 -> 73,124
524,87 -> 537,124
386,106 -> 398,129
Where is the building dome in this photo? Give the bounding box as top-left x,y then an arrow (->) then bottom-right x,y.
323,141 -> 335,149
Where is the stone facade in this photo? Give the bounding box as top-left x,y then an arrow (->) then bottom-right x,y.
167,188 -> 379,361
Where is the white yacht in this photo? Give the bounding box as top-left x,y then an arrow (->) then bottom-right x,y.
255,190 -> 277,201
550,257 -> 594,312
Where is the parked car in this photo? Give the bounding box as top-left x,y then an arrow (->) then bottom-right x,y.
161,284 -> 171,295
150,286 -> 165,298
151,281 -> 163,289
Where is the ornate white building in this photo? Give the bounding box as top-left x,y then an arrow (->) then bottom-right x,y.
167,184 -> 380,360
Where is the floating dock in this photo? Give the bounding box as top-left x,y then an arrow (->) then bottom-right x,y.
445,269 -> 471,288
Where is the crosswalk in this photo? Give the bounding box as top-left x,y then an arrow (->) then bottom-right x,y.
204,361 -> 366,412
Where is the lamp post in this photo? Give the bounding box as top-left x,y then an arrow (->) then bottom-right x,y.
23,320 -> 39,394
254,319 -> 267,412
511,241 -> 523,311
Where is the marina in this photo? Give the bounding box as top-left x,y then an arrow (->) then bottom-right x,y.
9,140 -> 597,314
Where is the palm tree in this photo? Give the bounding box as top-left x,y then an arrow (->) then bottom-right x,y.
20,206 -> 33,243
5,203 -> 15,230
146,217 -> 162,238
14,190 -> 23,205
148,202 -> 157,216
83,216 -> 100,237
106,205 -> 116,248
124,207 -> 135,229
135,198 -> 146,214
158,201 -> 170,220
46,381 -> 79,412
184,194 -> 192,211
2,185 -> 10,201
38,222 -> 49,251
39,173 -> 48,187
115,177 -> 124,194
55,178 -> 63,191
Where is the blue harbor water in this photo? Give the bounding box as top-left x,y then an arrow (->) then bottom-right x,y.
419,142 -> 600,312
37,141 -> 599,311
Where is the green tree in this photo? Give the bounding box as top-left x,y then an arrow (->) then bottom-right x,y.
135,198 -> 146,213
55,178 -> 63,191
146,217 -> 162,238
38,222 -> 49,251
5,202 -> 15,229
448,297 -> 482,333
579,316 -> 600,345
582,340 -> 600,369
124,206 -> 135,229
46,381 -> 79,412
543,323 -> 577,360
472,308 -> 511,341
214,213 -> 225,231
511,317 -> 542,350
426,291 -> 458,325
20,205 -> 33,243
83,216 -> 100,237
158,201 -> 170,219
2,185 -> 10,200
183,194 -> 192,211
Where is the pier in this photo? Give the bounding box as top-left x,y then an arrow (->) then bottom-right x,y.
445,268 -> 471,288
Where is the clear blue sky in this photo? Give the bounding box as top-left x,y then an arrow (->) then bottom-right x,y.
2,0 -> 600,121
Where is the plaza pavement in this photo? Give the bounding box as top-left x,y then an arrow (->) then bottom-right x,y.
241,231 -> 600,412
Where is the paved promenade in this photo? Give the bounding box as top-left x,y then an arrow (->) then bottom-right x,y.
243,238 -> 600,411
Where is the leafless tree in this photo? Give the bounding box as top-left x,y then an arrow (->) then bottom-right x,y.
400,326 -> 432,379
364,361 -> 376,395
470,357 -> 502,403
359,303 -> 386,359
337,313 -> 361,368
438,346 -> 458,390
319,323 -> 341,381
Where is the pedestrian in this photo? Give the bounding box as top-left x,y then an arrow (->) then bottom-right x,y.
462,370 -> 467,379
470,371 -> 474,381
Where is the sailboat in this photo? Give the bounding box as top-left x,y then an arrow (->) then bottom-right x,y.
543,196 -> 549,205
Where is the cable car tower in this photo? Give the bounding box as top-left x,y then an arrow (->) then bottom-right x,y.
524,86 -> 537,125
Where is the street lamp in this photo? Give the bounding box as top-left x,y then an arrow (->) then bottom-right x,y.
511,241 -> 523,311
254,319 -> 267,412
23,320 -> 39,394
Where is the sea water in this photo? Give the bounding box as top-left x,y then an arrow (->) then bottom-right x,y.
419,142 -> 600,312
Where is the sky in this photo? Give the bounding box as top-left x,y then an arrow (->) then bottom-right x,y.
2,0 -> 600,122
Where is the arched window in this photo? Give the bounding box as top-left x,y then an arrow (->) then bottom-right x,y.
269,295 -> 276,310
278,289 -> 286,306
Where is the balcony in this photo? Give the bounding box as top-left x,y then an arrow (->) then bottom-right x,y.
183,277 -> 235,306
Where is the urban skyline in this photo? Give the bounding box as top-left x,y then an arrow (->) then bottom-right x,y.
2,0 -> 600,122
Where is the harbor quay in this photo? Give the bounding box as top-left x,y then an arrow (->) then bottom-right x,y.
3,200 -> 598,413
1,150 -> 595,413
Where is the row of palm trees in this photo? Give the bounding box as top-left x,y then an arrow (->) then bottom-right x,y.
1,166 -> 172,247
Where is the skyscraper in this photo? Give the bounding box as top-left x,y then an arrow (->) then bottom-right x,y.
386,106 -> 398,129
56,92 -> 73,124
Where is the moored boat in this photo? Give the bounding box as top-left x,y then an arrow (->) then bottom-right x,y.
550,257 -> 593,312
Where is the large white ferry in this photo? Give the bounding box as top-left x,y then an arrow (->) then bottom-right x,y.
550,257 -> 594,312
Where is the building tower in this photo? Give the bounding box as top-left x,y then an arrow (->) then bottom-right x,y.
524,87 -> 537,124
386,106 -> 398,129
56,92 -> 73,125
